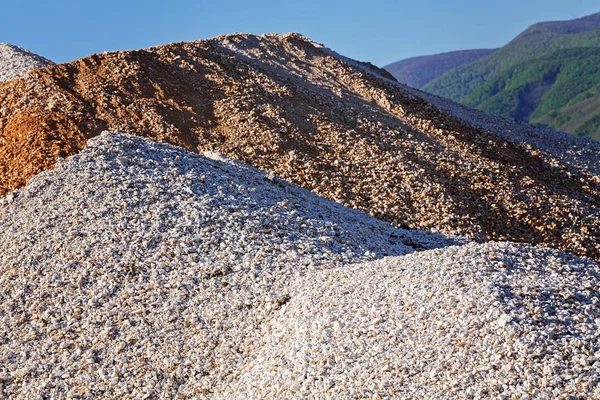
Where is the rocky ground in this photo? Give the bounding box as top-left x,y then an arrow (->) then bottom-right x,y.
0,33 -> 598,261
0,43 -> 53,82
0,133 -> 598,399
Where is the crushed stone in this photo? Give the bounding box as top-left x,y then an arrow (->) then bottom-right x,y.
0,132 -> 463,398
229,241 -> 600,399
0,33 -> 598,261
0,43 -> 52,82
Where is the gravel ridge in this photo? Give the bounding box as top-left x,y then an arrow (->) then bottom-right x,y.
0,132 -> 463,398
228,242 -> 600,399
1,33 -> 599,261
0,43 -> 53,82
401,84 -> 600,177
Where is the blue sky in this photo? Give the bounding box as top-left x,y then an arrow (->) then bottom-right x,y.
2,0 -> 599,67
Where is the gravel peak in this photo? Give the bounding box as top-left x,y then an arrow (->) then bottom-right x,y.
0,42 -> 53,82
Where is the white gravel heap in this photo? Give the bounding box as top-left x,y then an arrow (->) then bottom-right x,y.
0,132 -> 461,398
230,242 -> 600,399
0,43 -> 53,83
1,132 -> 598,398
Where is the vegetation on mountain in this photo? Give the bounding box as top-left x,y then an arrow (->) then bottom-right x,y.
383,49 -> 495,88
397,12 -> 600,140
423,13 -> 600,101
461,47 -> 600,140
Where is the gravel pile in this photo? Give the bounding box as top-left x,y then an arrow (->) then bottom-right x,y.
228,242 -> 600,399
1,133 -> 599,398
0,132 -> 463,398
0,43 -> 52,82
402,84 -> 600,176
0,33 -> 598,261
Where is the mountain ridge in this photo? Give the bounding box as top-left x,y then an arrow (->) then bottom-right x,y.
423,12 -> 600,101
384,48 -> 496,88
404,12 -> 600,139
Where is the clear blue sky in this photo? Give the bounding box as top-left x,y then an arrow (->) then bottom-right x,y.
2,0 -> 599,67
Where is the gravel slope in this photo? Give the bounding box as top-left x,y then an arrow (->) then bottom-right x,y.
229,242 -> 600,399
401,84 -> 600,177
0,43 -> 52,82
0,133 -> 462,398
1,33 -> 599,261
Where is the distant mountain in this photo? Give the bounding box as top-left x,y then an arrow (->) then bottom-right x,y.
462,46 -> 600,139
417,12 -> 600,140
424,13 -> 600,100
384,49 -> 496,88
0,43 -> 53,82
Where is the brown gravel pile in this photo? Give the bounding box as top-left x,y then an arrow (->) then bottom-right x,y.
0,33 -> 598,260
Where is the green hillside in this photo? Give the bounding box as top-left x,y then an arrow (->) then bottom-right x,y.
423,13 -> 600,101
460,47 -> 600,140
383,49 -> 496,88
413,12 -> 600,141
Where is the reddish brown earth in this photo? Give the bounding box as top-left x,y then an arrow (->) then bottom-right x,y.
0,33 -> 599,260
